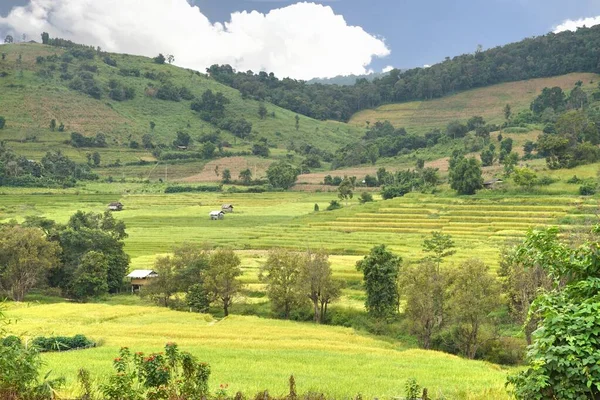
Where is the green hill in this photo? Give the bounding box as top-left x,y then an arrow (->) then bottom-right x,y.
349,72 -> 600,133
0,43 -> 363,178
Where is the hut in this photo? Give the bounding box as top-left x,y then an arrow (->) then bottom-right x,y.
483,178 -> 503,189
221,204 -> 234,213
210,210 -> 225,220
108,201 -> 124,211
127,269 -> 158,293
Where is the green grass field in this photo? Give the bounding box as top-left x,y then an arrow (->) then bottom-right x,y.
349,73 -> 600,134
4,301 -> 511,399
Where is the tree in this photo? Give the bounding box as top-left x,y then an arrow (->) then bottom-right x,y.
166,54 -> 175,64
4,35 -> 13,44
239,168 -> 252,185
143,255 -> 180,307
568,85 -> 588,110
480,145 -> 495,166
204,249 -> 243,316
356,245 -> 401,318
221,169 -> 231,184
150,121 -> 156,131
67,251 -> 109,302
530,86 -> 566,114
502,152 -> 519,177
449,156 -> 483,195
154,54 -> 166,64
337,177 -> 354,205
0,116 -> 6,129
299,250 -> 341,323
503,104 -> 512,121
92,151 -> 101,167
258,103 -> 268,120
41,32 -> 49,45
422,231 -> 455,270
512,167 -> 537,190
259,249 -> 304,319
142,134 -> 154,149
500,138 -> 513,154
50,119 -> 56,131
467,116 -> 486,131
401,260 -> 448,349
0,225 -> 60,302
358,192 -> 373,204
173,131 -> 191,148
295,114 -> 300,131
446,259 -> 501,359
252,142 -> 270,157
507,226 -> 600,399
266,161 -> 299,190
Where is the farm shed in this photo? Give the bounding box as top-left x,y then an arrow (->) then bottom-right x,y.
222,204 -> 234,213
210,210 -> 225,220
108,201 -> 124,211
483,178 -> 503,189
127,269 -> 158,293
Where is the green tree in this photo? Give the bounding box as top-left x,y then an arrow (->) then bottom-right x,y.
480,146 -> 495,167
449,156 -> 483,195
258,103 -> 268,120
67,251 -> 109,302
446,259 -> 501,359
503,104 -> 512,121
266,161 -> 299,190
299,250 -> 341,323
173,131 -> 191,148
41,32 -> 50,44
0,116 -> 6,129
259,249 -> 304,319
512,167 -> 538,190
221,169 -> 231,184
295,114 -> 300,131
49,119 -> 56,131
401,260 -> 449,349
154,53 -> 166,64
0,225 -> 60,302
358,192 -> 373,204
92,151 -> 101,167
356,245 -> 401,318
502,152 -> 519,177
337,177 -> 354,205
144,254 -> 181,307
239,168 -> 252,185
150,121 -> 156,131
422,231 -> 455,270
508,226 -> 600,399
204,249 -> 243,316
568,85 -> 588,110
142,134 -> 154,149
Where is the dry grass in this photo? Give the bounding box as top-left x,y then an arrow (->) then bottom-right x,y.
178,156 -> 273,183
350,73 -> 600,133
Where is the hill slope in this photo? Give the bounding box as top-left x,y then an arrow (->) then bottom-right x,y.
0,43 -> 363,169
349,72 -> 599,133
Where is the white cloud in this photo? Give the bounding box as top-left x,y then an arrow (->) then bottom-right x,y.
554,16 -> 600,33
0,0 -> 390,80
423,64 -> 431,68
382,65 -> 394,73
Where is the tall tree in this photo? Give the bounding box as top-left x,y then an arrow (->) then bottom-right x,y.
449,156 -> 483,195
0,225 -> 60,301
41,32 -> 49,45
67,251 -> 109,302
422,231 -> 455,270
239,168 -> 252,185
204,249 -> 243,316
446,259 -> 501,359
266,161 -> 299,190
259,249 -> 304,319
299,250 -> 340,323
337,177 -> 354,205
356,245 -> 401,318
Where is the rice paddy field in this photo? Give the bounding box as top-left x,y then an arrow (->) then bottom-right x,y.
1,172 -> 598,399
4,301 -> 510,399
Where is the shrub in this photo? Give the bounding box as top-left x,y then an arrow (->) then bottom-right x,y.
358,192 -> 373,204
536,175 -> 558,186
326,200 -> 342,211
579,182 -> 597,196
31,334 -> 95,352
381,184 -> 411,200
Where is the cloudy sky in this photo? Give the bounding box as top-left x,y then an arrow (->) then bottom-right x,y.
1,0 -> 600,80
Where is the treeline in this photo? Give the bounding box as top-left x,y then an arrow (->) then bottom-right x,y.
207,25 -> 600,121
0,143 -> 97,187
0,211 -> 130,302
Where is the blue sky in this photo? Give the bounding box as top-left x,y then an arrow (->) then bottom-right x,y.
2,0 -> 600,77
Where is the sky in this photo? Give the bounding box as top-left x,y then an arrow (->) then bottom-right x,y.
1,0 -> 600,80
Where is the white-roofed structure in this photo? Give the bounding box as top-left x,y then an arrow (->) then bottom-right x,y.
127,269 -> 158,293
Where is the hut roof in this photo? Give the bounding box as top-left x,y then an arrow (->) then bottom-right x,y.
127,270 -> 158,279
222,204 -> 233,208
109,201 -> 123,206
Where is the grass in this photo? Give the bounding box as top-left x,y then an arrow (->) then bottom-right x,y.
4,301 -> 511,399
349,73 -> 600,134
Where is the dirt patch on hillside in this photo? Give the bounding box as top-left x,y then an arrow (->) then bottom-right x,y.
178,157 -> 273,183
298,166 -> 401,184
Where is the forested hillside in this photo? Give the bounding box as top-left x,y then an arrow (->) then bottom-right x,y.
208,25 -> 600,121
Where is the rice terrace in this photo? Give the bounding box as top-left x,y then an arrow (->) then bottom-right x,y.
2,2 -> 600,400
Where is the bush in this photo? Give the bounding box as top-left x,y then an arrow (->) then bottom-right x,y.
164,185 -> 222,194
31,334 -> 95,352
536,175 -> 558,186
567,175 -> 583,184
358,192 -> 373,204
579,182 -> 597,196
326,200 -> 342,211
381,184 -> 411,200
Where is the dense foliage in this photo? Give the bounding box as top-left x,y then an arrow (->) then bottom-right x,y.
208,25 -> 600,121
32,334 -> 95,352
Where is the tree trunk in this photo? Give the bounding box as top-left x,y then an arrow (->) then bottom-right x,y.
223,300 -> 229,317
312,300 -> 320,323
